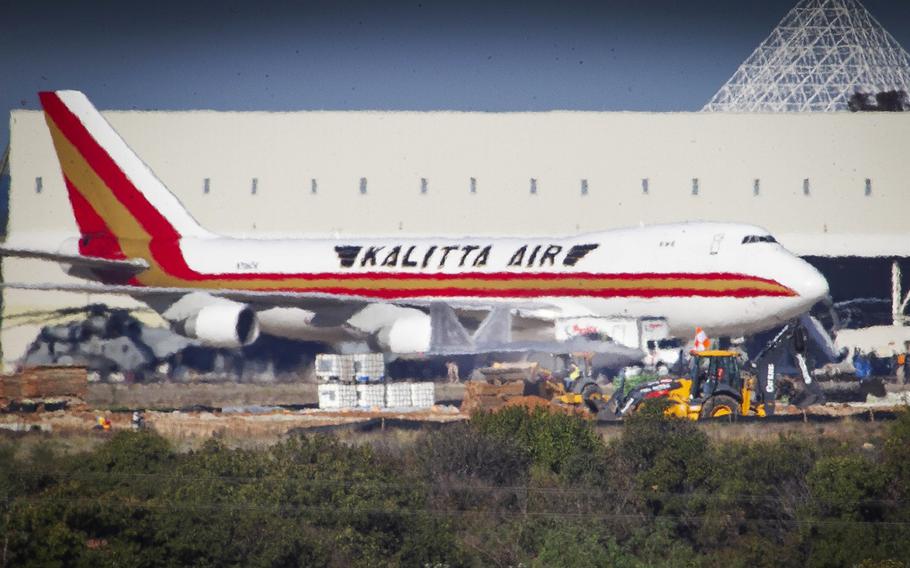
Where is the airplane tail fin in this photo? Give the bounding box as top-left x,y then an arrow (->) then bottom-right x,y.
39,90 -> 209,259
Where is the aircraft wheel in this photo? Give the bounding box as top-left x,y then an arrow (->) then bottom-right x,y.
700,394 -> 740,420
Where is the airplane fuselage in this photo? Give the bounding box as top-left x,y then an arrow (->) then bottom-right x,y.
97,221 -> 828,339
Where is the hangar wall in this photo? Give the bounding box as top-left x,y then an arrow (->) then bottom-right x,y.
3,108 -> 910,368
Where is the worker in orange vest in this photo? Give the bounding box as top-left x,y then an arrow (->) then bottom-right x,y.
898,343 -> 909,383
693,327 -> 711,352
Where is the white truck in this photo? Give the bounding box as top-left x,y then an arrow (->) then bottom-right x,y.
555,316 -> 683,369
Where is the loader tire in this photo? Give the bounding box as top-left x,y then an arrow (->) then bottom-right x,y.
581,383 -> 604,414
700,394 -> 740,420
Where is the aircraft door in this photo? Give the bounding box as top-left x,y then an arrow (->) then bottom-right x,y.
709,233 -> 724,255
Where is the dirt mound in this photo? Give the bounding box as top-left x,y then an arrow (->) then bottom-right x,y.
460,380 -> 525,414
501,395 -> 587,416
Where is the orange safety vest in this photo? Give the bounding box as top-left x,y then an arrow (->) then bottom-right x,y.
694,327 -> 711,351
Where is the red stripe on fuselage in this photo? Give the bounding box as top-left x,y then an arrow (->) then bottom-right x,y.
264,286 -> 794,300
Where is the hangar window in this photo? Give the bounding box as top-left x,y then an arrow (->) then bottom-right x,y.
251,178 -> 258,195
311,179 -> 317,194
35,177 -> 42,194
530,178 -> 538,195
803,178 -> 810,195
470,177 -> 477,194
865,178 -> 872,196
741,235 -> 778,244
580,179 -> 588,195
753,178 -> 760,196
420,177 -> 428,194
359,177 -> 367,194
691,178 -> 699,195
641,178 -> 649,194
203,178 -> 210,194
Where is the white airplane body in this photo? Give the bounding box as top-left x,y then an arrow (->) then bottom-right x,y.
0,91 -> 830,355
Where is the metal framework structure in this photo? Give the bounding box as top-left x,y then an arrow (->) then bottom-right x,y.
703,0 -> 910,112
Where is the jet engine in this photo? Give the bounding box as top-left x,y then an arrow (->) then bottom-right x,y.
184,304 -> 260,348
376,314 -> 432,354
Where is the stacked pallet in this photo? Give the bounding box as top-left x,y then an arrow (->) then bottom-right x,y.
317,382 -> 436,410
315,353 -> 385,382
459,379 -> 526,414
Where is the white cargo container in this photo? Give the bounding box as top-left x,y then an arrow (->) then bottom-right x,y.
314,354 -> 354,382
356,384 -> 386,408
316,353 -> 385,383
410,382 -> 435,409
351,353 -> 385,382
385,382 -> 413,408
318,384 -> 357,409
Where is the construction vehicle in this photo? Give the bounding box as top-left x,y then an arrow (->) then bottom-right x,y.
549,320 -> 827,420
537,354 -> 617,417
611,350 -> 767,419
542,350 -> 767,420
605,321 -> 827,420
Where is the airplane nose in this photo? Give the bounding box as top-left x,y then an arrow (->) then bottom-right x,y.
795,261 -> 829,305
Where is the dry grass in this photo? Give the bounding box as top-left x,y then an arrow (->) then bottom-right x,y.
594,415 -> 893,447
1,430 -> 111,459
697,417 -> 890,445
86,382 -> 319,409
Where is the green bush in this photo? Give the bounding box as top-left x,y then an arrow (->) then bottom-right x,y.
615,404 -> 713,497
802,455 -> 897,568
885,408 -> 910,496
471,406 -> 604,476
808,455 -> 887,521
416,421 -> 531,486
1,432 -> 462,567
532,522 -> 636,568
2,409 -> 910,566
154,434 -> 460,567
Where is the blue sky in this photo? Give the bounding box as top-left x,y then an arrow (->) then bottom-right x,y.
2,0 -> 909,149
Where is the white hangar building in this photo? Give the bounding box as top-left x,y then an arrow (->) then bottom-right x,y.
1,0 -> 909,369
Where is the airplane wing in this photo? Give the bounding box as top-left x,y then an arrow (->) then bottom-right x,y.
1,282 -> 637,362
0,280 -> 569,313
0,280 -> 367,310
0,246 -> 149,275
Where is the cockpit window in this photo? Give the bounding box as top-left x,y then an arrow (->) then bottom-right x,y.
741,235 -> 778,244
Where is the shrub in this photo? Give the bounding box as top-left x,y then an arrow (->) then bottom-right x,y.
471,406 -> 604,476
416,422 -> 531,486
802,455 -> 891,568
532,522 -> 636,568
885,408 -> 910,496
615,405 -> 713,497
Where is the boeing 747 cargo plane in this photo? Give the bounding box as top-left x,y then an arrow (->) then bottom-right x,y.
0,91 -> 829,356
